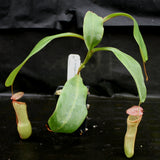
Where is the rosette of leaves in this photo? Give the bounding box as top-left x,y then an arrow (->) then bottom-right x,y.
5,11 -> 148,144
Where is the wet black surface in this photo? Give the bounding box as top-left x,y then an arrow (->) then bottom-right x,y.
0,94 -> 160,160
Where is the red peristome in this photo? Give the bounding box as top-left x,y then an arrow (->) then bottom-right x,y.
12,100 -> 25,105
11,92 -> 24,101
126,106 -> 143,116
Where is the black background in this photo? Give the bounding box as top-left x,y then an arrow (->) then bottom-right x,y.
0,0 -> 160,97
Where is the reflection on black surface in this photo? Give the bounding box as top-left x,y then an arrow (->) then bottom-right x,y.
0,95 -> 160,160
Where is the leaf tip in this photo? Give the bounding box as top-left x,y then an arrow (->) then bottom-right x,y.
5,78 -> 11,87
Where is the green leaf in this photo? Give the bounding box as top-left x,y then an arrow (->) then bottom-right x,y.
83,11 -> 104,51
93,47 -> 146,103
5,32 -> 84,87
103,13 -> 148,63
48,75 -> 88,133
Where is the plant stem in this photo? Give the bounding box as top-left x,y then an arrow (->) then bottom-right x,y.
143,62 -> 148,81
77,50 -> 93,74
11,85 -> 14,95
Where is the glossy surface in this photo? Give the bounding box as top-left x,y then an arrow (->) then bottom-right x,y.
0,95 -> 159,160
83,11 -> 104,51
48,75 -> 88,133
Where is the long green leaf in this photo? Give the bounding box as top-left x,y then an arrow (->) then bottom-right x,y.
5,32 -> 84,87
48,75 -> 88,133
103,13 -> 148,63
93,47 -> 146,103
83,11 -> 104,51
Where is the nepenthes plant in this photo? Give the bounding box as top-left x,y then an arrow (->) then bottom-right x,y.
5,11 -> 148,158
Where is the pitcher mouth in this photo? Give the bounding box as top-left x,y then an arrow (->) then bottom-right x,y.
12,100 -> 25,105
128,115 -> 142,124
